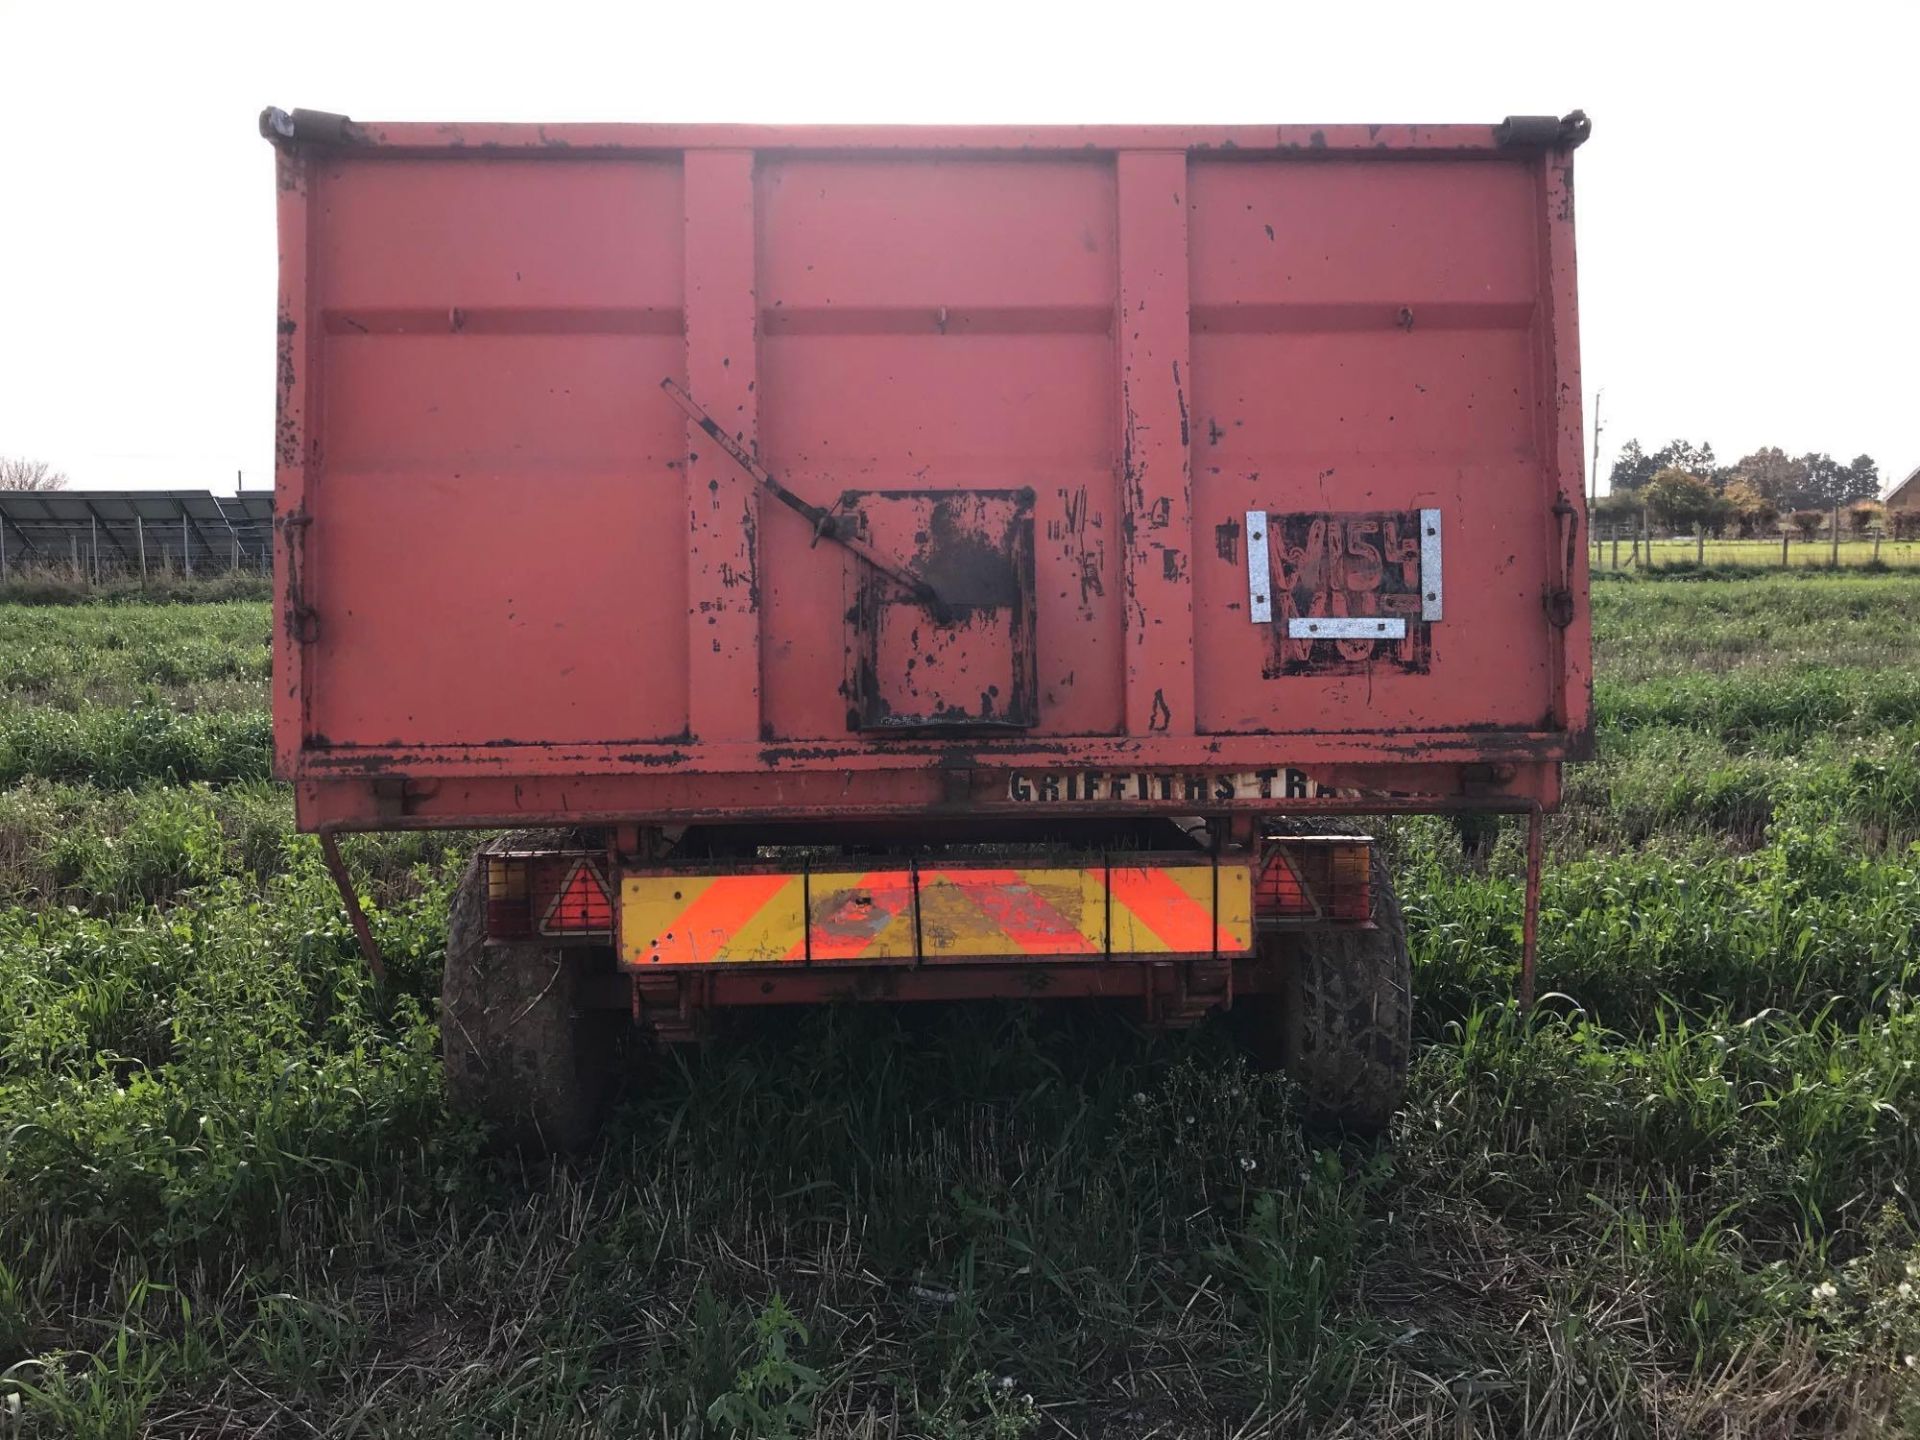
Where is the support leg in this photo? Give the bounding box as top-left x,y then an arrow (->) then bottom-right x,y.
1520,807 -> 1543,1012
319,831 -> 389,987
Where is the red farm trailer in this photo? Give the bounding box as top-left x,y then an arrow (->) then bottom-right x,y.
262,107 -> 1592,1149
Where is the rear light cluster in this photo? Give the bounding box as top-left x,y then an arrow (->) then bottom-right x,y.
1254,838 -> 1373,925
485,852 -> 613,940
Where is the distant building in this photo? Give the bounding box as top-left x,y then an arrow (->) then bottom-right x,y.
1885,468 -> 1920,539
1888,466 -> 1920,516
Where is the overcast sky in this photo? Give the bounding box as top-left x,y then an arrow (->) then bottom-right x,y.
1,0 -> 1913,496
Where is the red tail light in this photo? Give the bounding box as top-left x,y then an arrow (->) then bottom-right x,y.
486,853 -> 613,940
1254,838 -> 1373,925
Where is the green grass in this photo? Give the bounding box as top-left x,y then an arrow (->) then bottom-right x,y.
3,579 -> 1920,1435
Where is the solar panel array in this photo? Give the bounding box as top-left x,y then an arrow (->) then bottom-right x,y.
0,491 -> 274,579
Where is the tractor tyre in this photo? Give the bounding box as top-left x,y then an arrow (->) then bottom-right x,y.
441,848 -> 613,1154
1239,868 -> 1413,1137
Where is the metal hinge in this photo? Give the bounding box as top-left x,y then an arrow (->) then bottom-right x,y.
1546,496 -> 1578,629
277,508 -> 320,644
258,107 -> 366,147
1495,111 -> 1592,150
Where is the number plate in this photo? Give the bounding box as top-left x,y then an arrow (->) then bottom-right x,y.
1259,510 -> 1434,676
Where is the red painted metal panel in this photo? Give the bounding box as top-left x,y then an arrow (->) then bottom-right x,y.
304,157 -> 689,747
1116,151 -> 1197,737
684,151 -> 763,743
755,156 -> 1123,741
266,117 -> 1590,831
1187,158 -> 1552,735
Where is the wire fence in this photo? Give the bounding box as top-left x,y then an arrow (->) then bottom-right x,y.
1592,526 -> 1920,572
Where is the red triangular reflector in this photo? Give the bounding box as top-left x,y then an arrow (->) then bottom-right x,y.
540,858 -> 613,935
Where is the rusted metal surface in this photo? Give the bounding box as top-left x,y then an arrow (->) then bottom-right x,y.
295,759 -> 1566,834
849,489 -> 1037,729
661,378 -> 940,610
627,953 -> 1288,1024
266,113 -> 1590,833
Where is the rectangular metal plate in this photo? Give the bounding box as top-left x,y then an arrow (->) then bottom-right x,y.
848,489 -> 1038,731
1286,616 -> 1408,641
1420,507 -> 1443,621
620,861 -> 1253,966
1246,509 -> 1272,623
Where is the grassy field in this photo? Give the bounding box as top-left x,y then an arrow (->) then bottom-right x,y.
1592,536 -> 1920,572
2,577 -> 1919,1437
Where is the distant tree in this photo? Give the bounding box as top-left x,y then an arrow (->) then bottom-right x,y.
1608,439 -> 1718,495
1642,468 -> 1717,530
1788,452 -> 1879,509
1608,439 -> 1657,494
1796,453 -> 1843,508
0,457 -> 67,491
1727,447 -> 1807,508
1789,508 -> 1826,541
1719,477 -> 1778,537
1845,454 -> 1880,503
1653,439 -> 1717,479
1848,501 -> 1883,536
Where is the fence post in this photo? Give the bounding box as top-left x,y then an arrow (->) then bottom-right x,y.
1695,522 -> 1704,567
1831,503 -> 1842,568
136,515 -> 147,585
1873,529 -> 1883,564
182,512 -> 191,577
1611,525 -> 1620,571
1781,529 -> 1790,568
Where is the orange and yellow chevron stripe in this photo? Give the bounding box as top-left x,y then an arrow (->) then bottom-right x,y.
620,862 -> 1252,967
